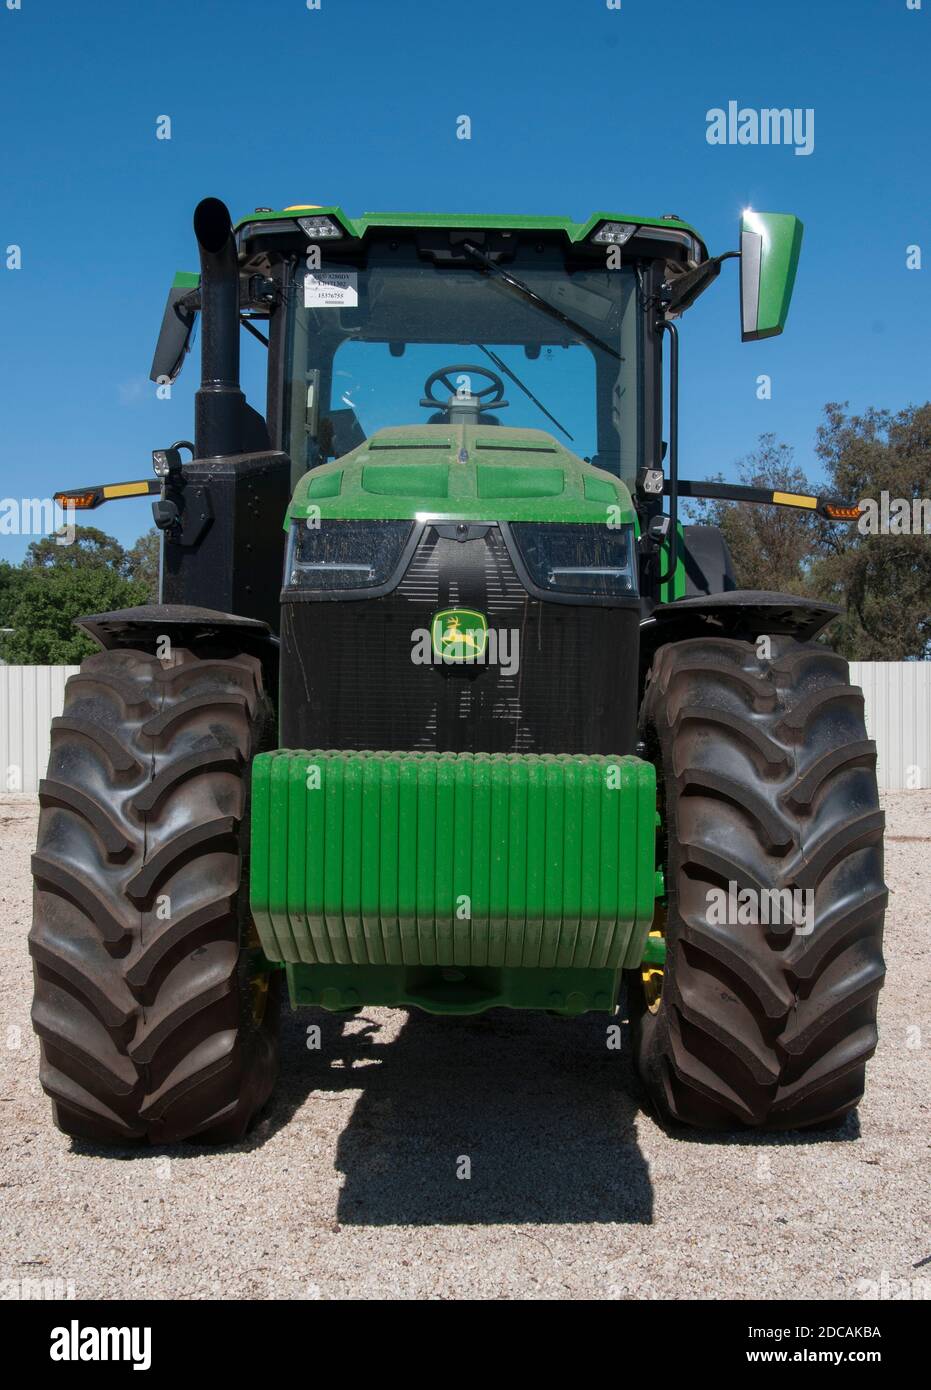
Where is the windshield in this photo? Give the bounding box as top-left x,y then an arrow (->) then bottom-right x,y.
283,241 -> 642,484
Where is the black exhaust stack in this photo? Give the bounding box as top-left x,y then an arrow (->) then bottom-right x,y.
156,197 -> 291,631
193,197 -> 245,458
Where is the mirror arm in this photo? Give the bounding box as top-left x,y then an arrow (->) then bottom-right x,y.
663,251 -> 739,314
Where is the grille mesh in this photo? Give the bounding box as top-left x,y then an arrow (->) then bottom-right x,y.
280,524 -> 639,755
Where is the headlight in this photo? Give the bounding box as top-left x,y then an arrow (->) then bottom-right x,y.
508,522 -> 638,598
591,221 -> 638,245
296,214 -> 344,239
285,518 -> 412,592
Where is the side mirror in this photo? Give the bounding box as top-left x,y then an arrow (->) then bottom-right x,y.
740,211 -> 803,342
149,271 -> 199,384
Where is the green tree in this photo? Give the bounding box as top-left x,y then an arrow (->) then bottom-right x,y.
0,526 -> 149,664
24,526 -> 129,574
684,406 -> 931,660
685,434 -> 831,595
0,559 -> 27,633
125,527 -> 160,601
809,402 -> 931,660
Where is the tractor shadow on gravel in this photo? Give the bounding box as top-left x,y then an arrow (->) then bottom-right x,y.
65,1003 -> 860,1227
65,1004 -> 654,1224
262,1001 -> 863,1226
258,1001 -> 862,1227
272,1003 -> 656,1226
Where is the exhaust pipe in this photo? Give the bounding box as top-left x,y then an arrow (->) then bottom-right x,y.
193,197 -> 244,458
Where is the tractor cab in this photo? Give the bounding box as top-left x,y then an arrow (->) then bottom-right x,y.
71,200 -> 818,637
219,205 -> 713,496
272,216 -> 652,487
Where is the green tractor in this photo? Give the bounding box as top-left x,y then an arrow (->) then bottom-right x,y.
32,198 -> 886,1143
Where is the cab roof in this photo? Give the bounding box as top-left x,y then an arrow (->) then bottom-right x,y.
234,205 -> 708,262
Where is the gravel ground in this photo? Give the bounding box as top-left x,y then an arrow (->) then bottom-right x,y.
1,791 -> 928,1302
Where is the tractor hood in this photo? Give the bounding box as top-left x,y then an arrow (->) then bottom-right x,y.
287,424 -> 637,526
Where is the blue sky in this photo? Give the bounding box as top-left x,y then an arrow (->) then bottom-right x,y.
1,0 -> 928,560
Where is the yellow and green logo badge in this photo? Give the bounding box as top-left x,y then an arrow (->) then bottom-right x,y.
430,608 -> 488,661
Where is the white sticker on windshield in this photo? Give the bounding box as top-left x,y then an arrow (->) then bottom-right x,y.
550,281 -> 612,321
304,271 -> 358,308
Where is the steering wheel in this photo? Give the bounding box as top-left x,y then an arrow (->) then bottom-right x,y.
420,363 -> 507,414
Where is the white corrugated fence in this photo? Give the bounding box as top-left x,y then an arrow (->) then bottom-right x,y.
849,662 -> 930,792
0,661 -> 928,794
1,665 -> 80,795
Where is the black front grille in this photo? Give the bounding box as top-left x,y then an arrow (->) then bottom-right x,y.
280,524 -> 639,754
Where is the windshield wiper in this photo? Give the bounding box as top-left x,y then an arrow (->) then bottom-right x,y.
474,343 -> 573,442
462,242 -> 623,363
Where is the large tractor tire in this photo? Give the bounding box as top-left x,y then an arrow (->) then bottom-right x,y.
630,635 -> 886,1130
30,646 -> 279,1144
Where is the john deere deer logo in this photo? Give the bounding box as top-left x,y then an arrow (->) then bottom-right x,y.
430,608 -> 488,661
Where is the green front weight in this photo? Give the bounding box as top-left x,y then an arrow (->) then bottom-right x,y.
250,750 -> 657,1015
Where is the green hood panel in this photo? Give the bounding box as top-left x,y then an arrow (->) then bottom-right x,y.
288,424 -> 636,525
